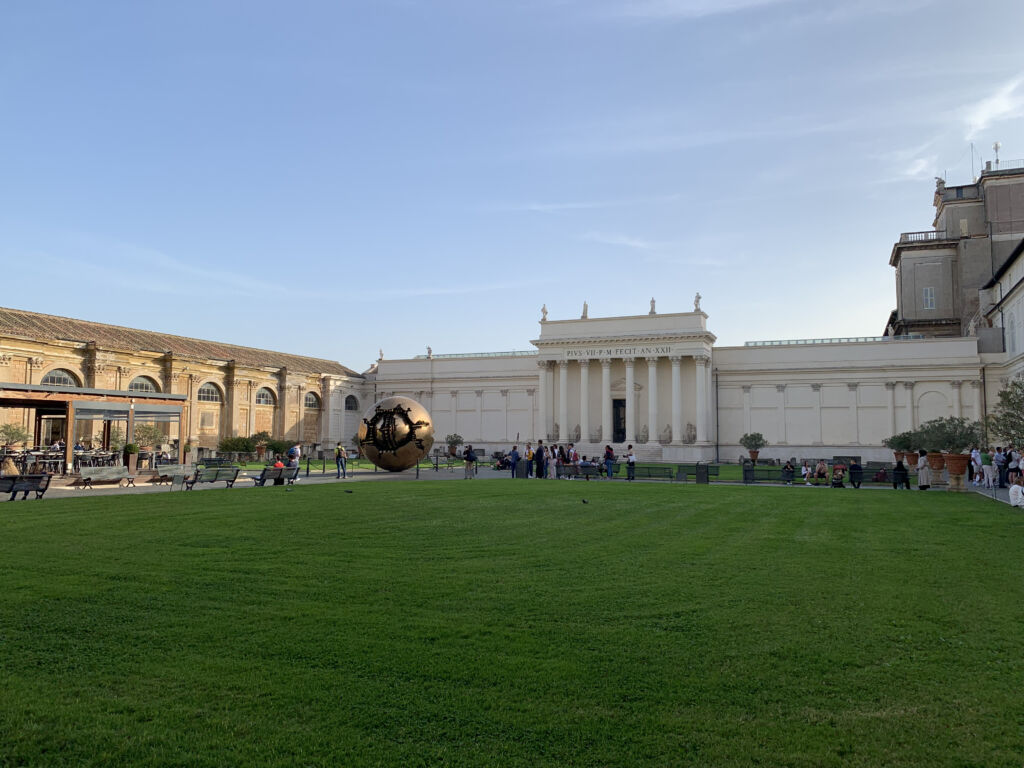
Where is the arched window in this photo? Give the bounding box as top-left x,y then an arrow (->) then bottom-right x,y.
304,392 -> 321,409
41,368 -> 80,387
128,376 -> 159,393
344,395 -> 359,411
197,383 -> 222,403
255,387 -> 276,405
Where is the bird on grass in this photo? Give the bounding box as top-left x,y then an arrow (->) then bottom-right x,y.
582,499 -> 588,504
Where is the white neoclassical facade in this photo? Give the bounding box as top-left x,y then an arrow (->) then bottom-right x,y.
369,307 -> 991,463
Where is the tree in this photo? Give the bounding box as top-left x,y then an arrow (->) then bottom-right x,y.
988,378 -> 1024,447
133,422 -> 165,449
0,423 -> 31,446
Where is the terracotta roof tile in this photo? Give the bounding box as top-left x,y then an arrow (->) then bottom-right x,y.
0,307 -> 361,378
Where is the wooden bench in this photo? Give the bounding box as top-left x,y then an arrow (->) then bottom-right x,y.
675,464 -> 721,482
185,467 -> 240,490
632,465 -> 674,481
79,466 -> 135,489
198,457 -> 235,468
250,466 -> 300,486
150,464 -> 192,485
11,474 -> 52,500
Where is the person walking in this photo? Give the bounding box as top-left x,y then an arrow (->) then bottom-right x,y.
626,445 -> 636,481
335,442 -> 348,479
603,445 -> 615,480
463,444 -> 476,479
981,447 -> 994,489
508,444 -> 520,478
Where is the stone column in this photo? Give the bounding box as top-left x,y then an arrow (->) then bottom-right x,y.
776,385 -> 787,444
537,361 -> 549,440
903,381 -> 915,430
742,385 -> 752,434
601,359 -> 612,444
500,389 -> 509,442
624,357 -> 635,444
579,360 -> 590,444
646,357 -> 658,444
450,390 -> 458,438
558,361 -> 568,443
670,356 -> 682,445
951,380 -> 962,418
971,380 -> 982,421
848,383 -> 859,444
886,382 -> 896,435
695,354 -> 709,442
475,390 -> 483,442
527,387 -> 536,438
811,383 -> 823,444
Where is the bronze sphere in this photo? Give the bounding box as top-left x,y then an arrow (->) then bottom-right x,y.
357,396 -> 435,472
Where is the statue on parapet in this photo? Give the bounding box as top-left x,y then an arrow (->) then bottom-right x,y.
581,301 -> 588,319
541,304 -> 548,321
649,297 -> 656,315
694,292 -> 702,312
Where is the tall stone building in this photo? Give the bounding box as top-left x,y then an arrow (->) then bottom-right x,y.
887,162 -> 1024,343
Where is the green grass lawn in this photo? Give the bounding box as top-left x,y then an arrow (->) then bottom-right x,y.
2,483 -> 1022,766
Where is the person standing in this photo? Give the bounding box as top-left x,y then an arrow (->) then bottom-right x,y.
508,445 -> 520,478
525,442 -> 534,478
626,445 -> 636,481
994,447 -> 1008,488
604,445 -> 615,480
981,447 -> 994,489
535,439 -> 545,479
463,444 -> 476,479
916,449 -> 931,491
335,442 -> 348,479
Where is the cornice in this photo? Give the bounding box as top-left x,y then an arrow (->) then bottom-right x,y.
532,331 -> 715,346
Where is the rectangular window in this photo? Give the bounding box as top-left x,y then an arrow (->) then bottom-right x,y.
922,286 -> 935,310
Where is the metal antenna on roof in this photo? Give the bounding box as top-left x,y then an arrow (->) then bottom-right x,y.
993,141 -> 1002,168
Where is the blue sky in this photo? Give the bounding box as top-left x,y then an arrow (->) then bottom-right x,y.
2,0 -> 1022,370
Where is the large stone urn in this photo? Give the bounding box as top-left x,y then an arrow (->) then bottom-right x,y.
926,452 -> 946,471
943,453 -> 971,491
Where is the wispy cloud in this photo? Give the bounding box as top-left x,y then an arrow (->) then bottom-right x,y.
487,193 -> 683,214
600,0 -> 798,20
582,231 -> 662,250
870,138 -> 940,184
963,74 -> 1024,140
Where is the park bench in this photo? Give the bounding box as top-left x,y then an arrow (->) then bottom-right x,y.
631,465 -> 674,481
198,457 -> 235,468
79,466 -> 135,489
185,467 -> 240,490
11,474 -> 52,500
1,474 -> 52,501
150,465 -> 192,485
250,466 -> 301,486
675,464 -> 721,482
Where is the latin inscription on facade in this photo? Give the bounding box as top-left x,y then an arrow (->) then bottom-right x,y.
564,346 -> 672,360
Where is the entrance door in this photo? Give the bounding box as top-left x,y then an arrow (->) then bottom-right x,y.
612,399 -> 626,443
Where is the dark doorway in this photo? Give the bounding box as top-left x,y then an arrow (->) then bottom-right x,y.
612,398 -> 626,443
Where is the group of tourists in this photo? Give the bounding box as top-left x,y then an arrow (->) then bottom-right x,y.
503,441 -> 638,480
969,445 -> 1019,489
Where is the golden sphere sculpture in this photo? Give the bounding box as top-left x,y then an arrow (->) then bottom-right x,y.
357,396 -> 435,472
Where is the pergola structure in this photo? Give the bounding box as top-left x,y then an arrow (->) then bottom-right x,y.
0,381 -> 185,473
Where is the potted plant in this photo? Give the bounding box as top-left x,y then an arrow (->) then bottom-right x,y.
444,433 -> 464,458
882,430 -> 914,463
123,442 -> 140,473
252,431 -> 272,460
913,420 -> 946,472
0,423 -> 32,449
925,417 -> 982,491
739,432 -> 767,464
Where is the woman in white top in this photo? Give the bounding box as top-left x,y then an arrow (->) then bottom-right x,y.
916,449 -> 931,491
